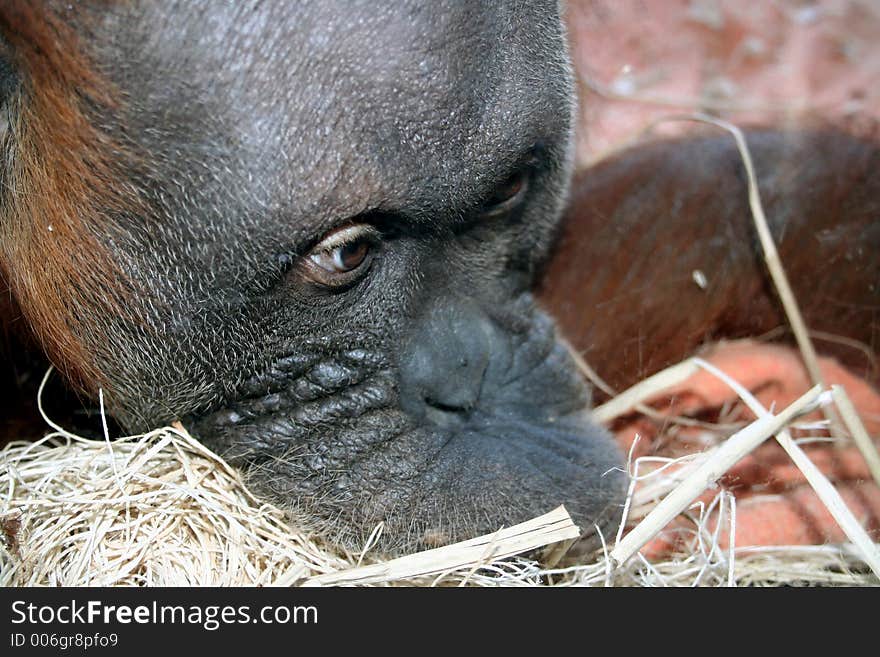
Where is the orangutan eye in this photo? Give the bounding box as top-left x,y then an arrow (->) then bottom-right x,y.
479,169 -> 530,218
303,224 -> 379,287
311,238 -> 370,273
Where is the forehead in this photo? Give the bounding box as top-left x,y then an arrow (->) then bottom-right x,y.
92,0 -> 570,236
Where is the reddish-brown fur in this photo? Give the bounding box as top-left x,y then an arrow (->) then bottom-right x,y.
538,127 -> 880,400
0,1 -> 135,392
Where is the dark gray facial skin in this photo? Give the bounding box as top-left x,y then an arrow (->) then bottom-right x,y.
23,1 -> 626,553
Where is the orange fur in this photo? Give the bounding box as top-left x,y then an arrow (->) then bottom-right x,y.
0,1 -> 137,391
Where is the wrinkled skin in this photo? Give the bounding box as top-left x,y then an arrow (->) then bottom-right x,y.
1,1 -> 625,553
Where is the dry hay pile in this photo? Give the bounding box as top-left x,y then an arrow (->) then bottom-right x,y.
1,359 -> 877,587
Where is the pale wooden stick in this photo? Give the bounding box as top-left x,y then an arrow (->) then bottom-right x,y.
691,359 -> 880,579
726,493 -> 736,588
707,118 -> 825,388
641,114 -> 843,435
302,506 -> 580,586
567,344 -> 740,431
772,432 -> 880,579
831,385 -> 880,488
609,385 -> 823,567
592,359 -> 700,425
